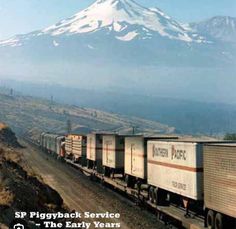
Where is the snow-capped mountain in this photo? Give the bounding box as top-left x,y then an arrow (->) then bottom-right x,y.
42,0 -> 203,42
190,16 -> 236,43
0,0 -> 235,97
0,0 -> 205,47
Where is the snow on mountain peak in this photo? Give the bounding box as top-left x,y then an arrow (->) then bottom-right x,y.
41,0 -> 203,42
0,0 -> 206,47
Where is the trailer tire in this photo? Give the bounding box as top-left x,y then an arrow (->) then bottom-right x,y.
207,210 -> 215,229
149,187 -> 154,203
153,188 -> 158,204
215,213 -> 223,229
125,175 -> 130,187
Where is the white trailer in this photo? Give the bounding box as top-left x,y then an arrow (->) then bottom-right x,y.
204,143 -> 236,229
87,133 -> 103,172
102,134 -> 125,176
87,133 -> 103,161
147,140 -> 205,206
71,134 -> 87,159
125,136 -> 147,181
65,134 -> 87,165
65,135 -> 73,156
125,136 -> 178,188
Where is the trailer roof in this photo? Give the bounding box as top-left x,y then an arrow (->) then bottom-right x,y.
44,133 -> 61,137
90,132 -> 117,136
205,143 -> 236,147
148,139 -> 235,144
67,133 -> 86,137
125,135 -> 178,140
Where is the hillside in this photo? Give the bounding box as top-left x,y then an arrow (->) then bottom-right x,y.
3,82 -> 236,135
0,124 -> 67,228
0,90 -> 175,140
0,123 -> 21,148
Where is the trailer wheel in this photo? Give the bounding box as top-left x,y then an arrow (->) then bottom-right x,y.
207,210 -> 215,229
125,175 -> 130,187
153,188 -> 158,204
215,213 -> 223,229
149,187 -> 154,203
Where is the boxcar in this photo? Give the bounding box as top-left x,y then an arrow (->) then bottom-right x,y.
40,132 -> 46,148
43,133 -> 62,155
45,134 -> 59,154
204,143 -> 236,229
43,133 -> 50,150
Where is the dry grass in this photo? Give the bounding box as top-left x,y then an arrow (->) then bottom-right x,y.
0,147 -> 22,164
0,187 -> 14,206
0,145 -> 41,183
0,123 -> 8,130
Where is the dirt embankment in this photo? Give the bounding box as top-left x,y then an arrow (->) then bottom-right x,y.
0,123 -> 21,148
0,123 -> 67,228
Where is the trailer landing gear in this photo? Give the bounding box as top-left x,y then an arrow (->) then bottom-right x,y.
183,198 -> 190,218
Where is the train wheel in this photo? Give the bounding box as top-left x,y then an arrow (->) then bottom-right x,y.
215,213 -> 224,229
207,210 -> 215,229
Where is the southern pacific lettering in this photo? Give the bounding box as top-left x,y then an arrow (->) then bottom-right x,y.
152,145 -> 168,158
171,146 -> 187,161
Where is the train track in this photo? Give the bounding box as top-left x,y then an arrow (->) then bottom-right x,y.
24,136 -> 205,229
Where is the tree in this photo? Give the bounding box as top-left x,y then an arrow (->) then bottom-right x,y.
224,133 -> 236,140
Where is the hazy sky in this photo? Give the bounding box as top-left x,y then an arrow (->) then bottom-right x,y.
0,0 -> 235,40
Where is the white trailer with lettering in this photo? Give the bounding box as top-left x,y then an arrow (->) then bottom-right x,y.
147,140 -> 212,210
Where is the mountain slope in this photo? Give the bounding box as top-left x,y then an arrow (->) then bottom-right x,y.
0,0 -> 205,46
190,16 -> 236,43
0,1 -> 232,67
42,0 -> 205,42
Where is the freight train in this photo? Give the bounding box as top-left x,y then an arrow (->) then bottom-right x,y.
40,132 -> 236,229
